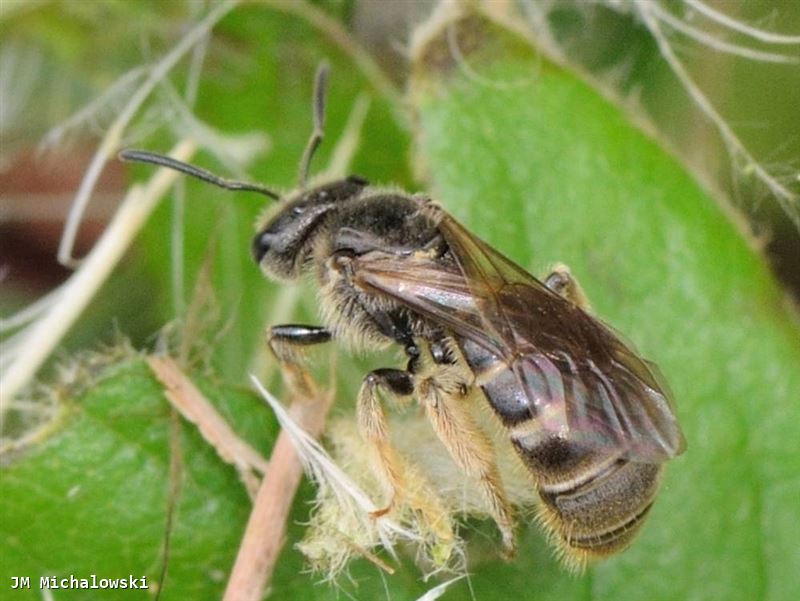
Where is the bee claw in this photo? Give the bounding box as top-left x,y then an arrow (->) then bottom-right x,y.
500,537 -> 518,561
370,498 -> 395,519
370,507 -> 389,519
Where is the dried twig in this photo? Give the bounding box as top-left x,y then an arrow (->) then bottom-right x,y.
222,371 -> 334,601
146,356 -> 269,498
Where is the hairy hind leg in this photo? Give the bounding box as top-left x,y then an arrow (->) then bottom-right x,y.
544,263 -> 592,312
356,368 -> 454,545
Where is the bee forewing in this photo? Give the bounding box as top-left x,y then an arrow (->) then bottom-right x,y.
353,213 -> 686,463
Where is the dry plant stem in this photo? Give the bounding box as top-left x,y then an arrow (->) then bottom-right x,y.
223,368 -> 333,601
635,2 -> 800,228
647,2 -> 799,64
682,0 -> 800,44
0,141 -> 196,412
146,356 -> 269,497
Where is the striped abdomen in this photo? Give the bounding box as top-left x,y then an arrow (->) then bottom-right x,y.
512,433 -> 662,566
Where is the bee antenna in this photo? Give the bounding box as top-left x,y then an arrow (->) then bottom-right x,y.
297,61 -> 329,189
118,149 -> 280,200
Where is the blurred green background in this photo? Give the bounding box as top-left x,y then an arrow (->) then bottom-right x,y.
1,1 -> 798,600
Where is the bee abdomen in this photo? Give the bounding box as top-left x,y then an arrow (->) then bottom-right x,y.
510,433 -> 662,561
538,460 -> 662,557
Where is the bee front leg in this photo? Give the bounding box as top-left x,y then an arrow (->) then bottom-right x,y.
357,368 -> 454,544
267,324 -> 332,400
544,263 -> 592,312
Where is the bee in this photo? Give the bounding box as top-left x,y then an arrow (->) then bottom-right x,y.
121,63 -> 686,568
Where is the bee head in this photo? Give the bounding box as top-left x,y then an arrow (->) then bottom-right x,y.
250,62 -> 373,279
251,175 -> 368,279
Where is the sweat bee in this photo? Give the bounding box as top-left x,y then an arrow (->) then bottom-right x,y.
121,63 -> 686,568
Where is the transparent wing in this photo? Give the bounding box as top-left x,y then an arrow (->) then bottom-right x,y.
353,212 -> 685,462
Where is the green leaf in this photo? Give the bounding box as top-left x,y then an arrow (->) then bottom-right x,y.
0,356 -> 440,601
407,8 -> 800,601
1,357 -> 278,600
5,4 -> 799,601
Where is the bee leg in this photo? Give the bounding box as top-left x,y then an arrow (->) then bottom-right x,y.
417,364 -> 517,557
544,263 -> 592,312
267,324 -> 332,399
357,368 -> 454,543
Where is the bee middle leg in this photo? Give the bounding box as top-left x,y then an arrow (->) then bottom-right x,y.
544,263 -> 591,312
357,368 -> 454,543
417,347 -> 517,556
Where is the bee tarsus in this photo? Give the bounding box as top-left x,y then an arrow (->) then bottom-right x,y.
269,324 -> 333,346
